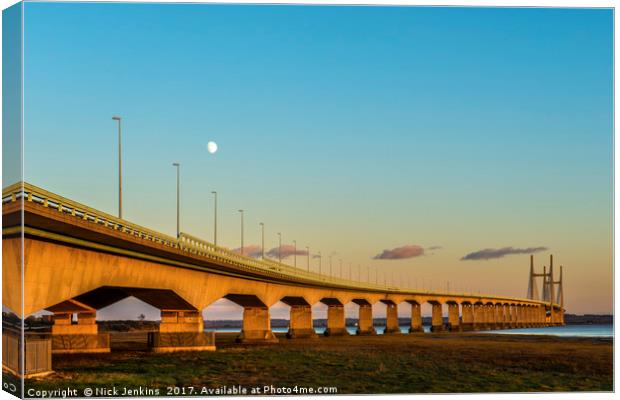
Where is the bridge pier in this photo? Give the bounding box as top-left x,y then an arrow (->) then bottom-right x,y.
485,303 -> 496,330
160,310 -> 203,333
516,305 -> 525,328
447,302 -> 460,331
473,303 -> 486,330
281,297 -> 317,339
353,300 -> 376,335
47,300 -> 110,354
494,304 -> 504,329
539,305 -> 547,327
460,302 -> 474,331
322,298 -> 349,336
408,301 -> 424,333
503,304 -> 511,328
512,305 -> 520,328
287,305 -> 317,339
430,302 -> 444,332
225,294 -> 278,343
525,306 -> 533,328
382,300 -> 401,334
236,307 -> 278,343
151,310 -> 214,352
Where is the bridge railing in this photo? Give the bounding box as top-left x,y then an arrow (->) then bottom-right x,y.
2,182 -> 178,248
3,182 -> 391,291
2,182 -> 551,304
177,232 -> 392,291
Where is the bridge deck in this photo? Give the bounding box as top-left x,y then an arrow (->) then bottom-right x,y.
2,182 -> 554,307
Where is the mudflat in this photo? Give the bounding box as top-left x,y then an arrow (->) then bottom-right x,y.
24,332 -> 612,394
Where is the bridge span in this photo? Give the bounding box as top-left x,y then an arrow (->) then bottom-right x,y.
3,182 -> 564,355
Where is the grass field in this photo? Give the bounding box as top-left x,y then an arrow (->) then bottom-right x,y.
21,332 -> 613,395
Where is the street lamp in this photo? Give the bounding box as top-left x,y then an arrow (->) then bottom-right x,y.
318,251 -> 322,275
293,240 -> 297,268
277,232 -> 282,264
172,163 -> 180,238
211,191 -> 218,246
112,116 -> 122,218
238,209 -> 244,255
259,222 -> 265,259
306,247 -> 310,272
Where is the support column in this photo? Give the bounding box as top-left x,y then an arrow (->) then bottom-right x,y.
488,304 -> 498,329
160,310 -> 203,333
505,305 -> 512,328
494,304 -> 504,329
447,302 -> 460,331
516,305 -> 524,328
237,306 -> 278,343
461,303 -> 474,331
382,300 -> 401,334
322,298 -> 348,336
430,302 -> 444,332
408,301 -> 424,333
511,304 -> 519,328
473,303 -> 485,330
225,294 -> 278,343
495,304 -> 506,329
287,305 -> 317,339
355,300 -> 376,335
47,300 -> 110,354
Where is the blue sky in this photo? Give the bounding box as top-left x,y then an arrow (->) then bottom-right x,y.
15,3 -> 613,317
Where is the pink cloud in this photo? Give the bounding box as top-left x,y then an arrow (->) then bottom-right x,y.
232,244 -> 263,258
267,244 -> 309,259
373,245 -> 424,260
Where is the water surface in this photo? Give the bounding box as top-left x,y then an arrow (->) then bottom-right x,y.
207,324 -> 612,337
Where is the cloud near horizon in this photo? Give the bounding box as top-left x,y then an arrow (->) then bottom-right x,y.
461,246 -> 548,261
232,244 -> 263,258
373,245 -> 425,260
266,244 -> 309,259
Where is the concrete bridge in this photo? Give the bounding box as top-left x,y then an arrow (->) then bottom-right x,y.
2,182 -> 564,355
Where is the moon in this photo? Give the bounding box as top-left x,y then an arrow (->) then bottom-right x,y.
207,141 -> 218,154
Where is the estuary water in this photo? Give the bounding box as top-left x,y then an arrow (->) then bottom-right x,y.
207,324 -> 612,338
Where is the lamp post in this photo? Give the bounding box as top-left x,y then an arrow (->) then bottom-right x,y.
293,240 -> 297,268
306,247 -> 310,272
318,251 -> 322,275
172,163 -> 180,238
238,209 -> 244,255
112,116 -> 122,219
211,191 -> 218,246
259,222 -> 265,259
277,232 -> 282,263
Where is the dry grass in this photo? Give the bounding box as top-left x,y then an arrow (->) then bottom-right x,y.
23,332 -> 613,395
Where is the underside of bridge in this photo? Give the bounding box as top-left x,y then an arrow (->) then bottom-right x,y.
44,286 -> 213,353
